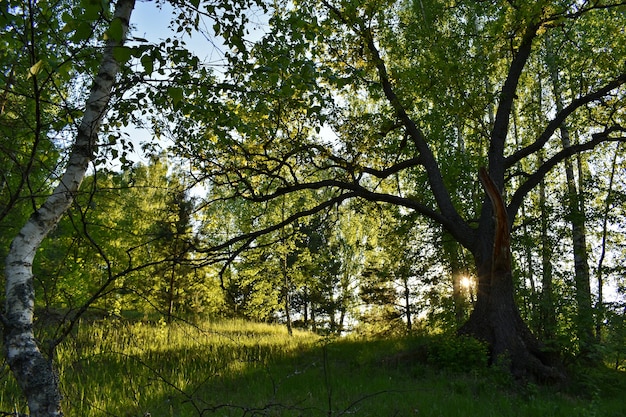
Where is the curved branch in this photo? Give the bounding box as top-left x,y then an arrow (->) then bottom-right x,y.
361,27 -> 471,238
202,172 -> 475,255
361,156 -> 424,178
508,127 -> 626,219
505,73 -> 626,168
196,191 -> 358,257
320,0 -> 469,236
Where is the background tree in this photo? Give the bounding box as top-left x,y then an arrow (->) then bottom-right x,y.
170,0 -> 626,379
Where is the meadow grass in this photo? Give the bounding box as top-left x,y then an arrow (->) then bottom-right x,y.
1,317 -> 625,416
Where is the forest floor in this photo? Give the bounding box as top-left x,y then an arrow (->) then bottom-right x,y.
1,317 -> 625,416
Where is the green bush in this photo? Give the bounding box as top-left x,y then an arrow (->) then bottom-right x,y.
426,334 -> 489,371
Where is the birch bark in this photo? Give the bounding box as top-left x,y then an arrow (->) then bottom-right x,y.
2,1 -> 135,415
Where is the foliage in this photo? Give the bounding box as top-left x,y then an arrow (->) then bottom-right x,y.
155,0 -> 626,367
3,1 -> 626,412
425,334 -> 489,371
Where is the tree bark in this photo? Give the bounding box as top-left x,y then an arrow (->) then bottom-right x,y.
443,235 -> 467,326
2,1 -> 134,415
539,170 -> 557,341
459,169 -> 564,381
549,72 -> 595,356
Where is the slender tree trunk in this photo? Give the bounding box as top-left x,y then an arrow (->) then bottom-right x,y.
401,276 -> 412,331
337,273 -> 350,334
338,308 -> 346,333
283,267 -> 293,336
311,302 -> 317,333
522,205 -> 537,323
595,143 -> 620,341
539,171 -> 557,340
280,198 -> 293,336
167,263 -> 176,324
302,285 -> 309,325
2,2 -> 134,415
513,104 -> 536,324
550,87 -> 595,355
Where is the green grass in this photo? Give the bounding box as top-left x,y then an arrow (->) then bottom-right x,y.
1,318 -> 625,416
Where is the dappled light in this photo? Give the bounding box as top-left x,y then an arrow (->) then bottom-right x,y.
2,0 -> 626,415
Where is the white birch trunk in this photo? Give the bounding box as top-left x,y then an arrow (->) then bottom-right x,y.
3,1 -> 135,415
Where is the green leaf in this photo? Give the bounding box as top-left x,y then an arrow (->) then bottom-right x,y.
113,46 -> 133,64
73,21 -> 93,41
27,60 -> 44,79
141,54 -> 154,74
168,87 -> 184,105
81,0 -> 102,21
61,11 -> 73,24
105,18 -> 124,42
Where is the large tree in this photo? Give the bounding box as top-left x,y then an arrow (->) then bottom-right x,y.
174,0 -> 626,379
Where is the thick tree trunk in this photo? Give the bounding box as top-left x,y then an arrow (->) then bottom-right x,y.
2,2 -> 134,415
459,169 -> 564,381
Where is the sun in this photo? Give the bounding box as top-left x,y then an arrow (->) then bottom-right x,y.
460,276 -> 473,289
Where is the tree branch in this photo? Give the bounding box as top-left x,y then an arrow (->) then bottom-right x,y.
488,23 -> 538,185
508,126 -> 626,219
505,73 -> 626,168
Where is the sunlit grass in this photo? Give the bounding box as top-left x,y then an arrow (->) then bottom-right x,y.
1,318 -> 625,416
54,318 -> 319,416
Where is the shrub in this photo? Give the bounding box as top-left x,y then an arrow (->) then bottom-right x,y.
426,334 -> 489,371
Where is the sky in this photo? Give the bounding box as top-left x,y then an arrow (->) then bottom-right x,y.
131,1 -> 226,62
115,1 -> 219,166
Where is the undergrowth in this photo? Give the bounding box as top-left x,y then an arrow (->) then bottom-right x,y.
0,317 -> 624,416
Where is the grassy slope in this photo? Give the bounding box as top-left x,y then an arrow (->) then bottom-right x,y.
0,318 -> 624,416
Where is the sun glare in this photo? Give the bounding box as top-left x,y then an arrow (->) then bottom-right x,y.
460,276 -> 473,289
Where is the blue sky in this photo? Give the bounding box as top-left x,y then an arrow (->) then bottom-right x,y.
116,1 -> 227,166
130,1 -> 223,61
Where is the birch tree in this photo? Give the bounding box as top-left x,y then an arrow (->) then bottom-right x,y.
2,0 -> 134,415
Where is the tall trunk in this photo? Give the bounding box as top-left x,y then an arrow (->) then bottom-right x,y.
539,170 -> 556,340
302,285 -> 309,325
572,150 -> 594,353
459,169 -> 564,381
512,102 -> 536,324
401,276 -> 412,331
167,263 -> 176,325
595,143 -> 620,341
310,302 -> 317,333
2,2 -> 134,416
337,273 -> 350,334
550,82 -> 594,355
280,198 -> 293,336
283,267 -> 293,336
520,201 -> 536,322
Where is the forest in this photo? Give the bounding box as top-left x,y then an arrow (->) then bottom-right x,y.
1,0 -> 626,416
